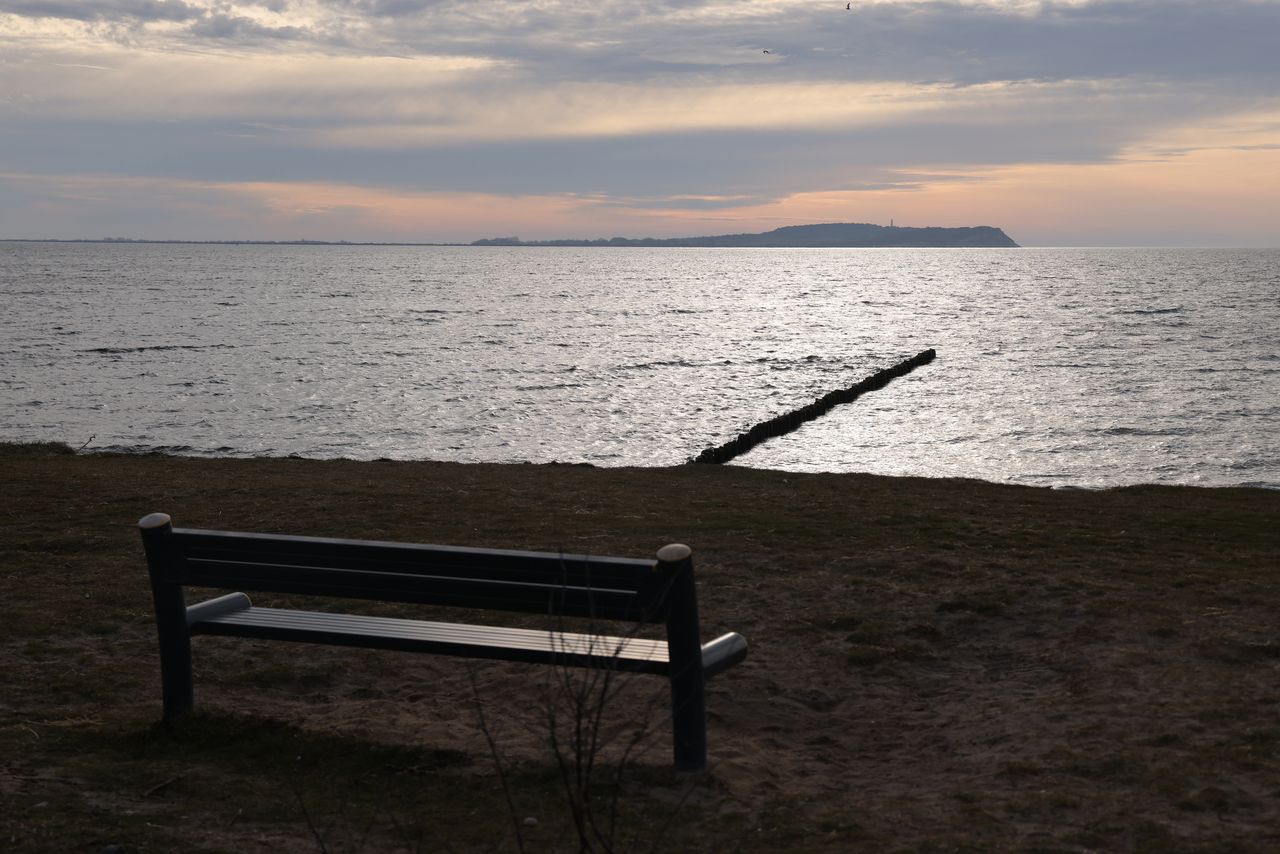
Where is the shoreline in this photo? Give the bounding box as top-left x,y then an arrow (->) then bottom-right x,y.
9,440 -> 1277,492
3,443 -> 1279,850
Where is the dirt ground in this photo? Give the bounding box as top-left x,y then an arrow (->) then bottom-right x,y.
2,444 -> 1278,852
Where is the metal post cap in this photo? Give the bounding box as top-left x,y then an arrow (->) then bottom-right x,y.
656,543 -> 692,563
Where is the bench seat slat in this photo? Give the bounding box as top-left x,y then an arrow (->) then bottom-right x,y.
192,606 -> 672,674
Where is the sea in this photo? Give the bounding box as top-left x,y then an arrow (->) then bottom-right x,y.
2,242 -> 1277,489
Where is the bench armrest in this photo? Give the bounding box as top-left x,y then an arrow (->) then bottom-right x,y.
186,592 -> 252,626
701,632 -> 748,680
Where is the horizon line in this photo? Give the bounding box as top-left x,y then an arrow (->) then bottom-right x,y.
4,238 -> 1277,249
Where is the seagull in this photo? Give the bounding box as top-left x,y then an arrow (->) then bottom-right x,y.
762,49 -> 770,54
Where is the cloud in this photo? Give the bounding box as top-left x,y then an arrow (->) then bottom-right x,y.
7,2 -> 1279,94
0,172 -> 648,241
187,12 -> 309,40
590,194 -> 781,211
9,135 -> 1279,246
1,0 -> 202,23
0,71 -> 1243,205
7,2 -> 1279,87
291,0 -> 1280,88
1,1 -> 1279,244
336,0 -> 453,18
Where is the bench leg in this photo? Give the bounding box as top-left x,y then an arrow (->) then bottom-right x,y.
660,545 -> 708,771
140,514 -> 194,719
146,578 -> 194,719
669,658 -> 707,772
152,583 -> 195,720
157,634 -> 194,720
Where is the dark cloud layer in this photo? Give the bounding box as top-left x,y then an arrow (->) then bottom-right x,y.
0,91 -> 1179,201
188,12 -> 308,40
302,0 -> 1280,88
1,0 -> 202,23
6,1 -> 1279,88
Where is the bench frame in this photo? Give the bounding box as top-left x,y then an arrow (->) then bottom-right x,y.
138,513 -> 746,771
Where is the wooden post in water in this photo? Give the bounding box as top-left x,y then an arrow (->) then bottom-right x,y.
690,348 -> 936,465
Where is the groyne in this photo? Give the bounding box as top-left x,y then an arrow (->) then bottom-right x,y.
689,348 -> 937,464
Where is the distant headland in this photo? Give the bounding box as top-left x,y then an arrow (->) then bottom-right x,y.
472,222 -> 1019,248
3,222 -> 1018,248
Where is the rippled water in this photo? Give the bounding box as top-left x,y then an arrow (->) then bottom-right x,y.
2,242 -> 1276,488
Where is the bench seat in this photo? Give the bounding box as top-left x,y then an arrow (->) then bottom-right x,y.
189,593 -> 747,677
195,597 -> 669,671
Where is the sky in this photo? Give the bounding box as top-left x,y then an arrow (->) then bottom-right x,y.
1,0 -> 1278,246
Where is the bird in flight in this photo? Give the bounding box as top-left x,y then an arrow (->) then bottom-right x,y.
762,49 -> 770,54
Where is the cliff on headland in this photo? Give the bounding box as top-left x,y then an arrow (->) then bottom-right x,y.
473,222 -> 1019,248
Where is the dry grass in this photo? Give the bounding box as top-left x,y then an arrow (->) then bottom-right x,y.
2,442 -> 1278,852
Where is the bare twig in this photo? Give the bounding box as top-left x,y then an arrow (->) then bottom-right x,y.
287,774 -> 331,854
142,773 -> 184,798
472,551 -> 700,853
469,665 -> 527,853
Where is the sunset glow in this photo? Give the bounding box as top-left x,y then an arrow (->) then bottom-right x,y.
3,1 -> 1278,245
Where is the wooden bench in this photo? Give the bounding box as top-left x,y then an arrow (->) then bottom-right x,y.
138,513 -> 747,770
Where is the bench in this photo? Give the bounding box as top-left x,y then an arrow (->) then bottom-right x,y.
138,513 -> 747,771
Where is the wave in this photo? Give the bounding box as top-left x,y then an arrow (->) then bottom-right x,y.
1119,305 -> 1184,315
515,383 -> 588,391
83,344 -> 236,354
1094,426 -> 1194,437
91,443 -> 237,456
621,359 -> 699,370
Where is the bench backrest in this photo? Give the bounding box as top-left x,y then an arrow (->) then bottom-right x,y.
139,514 -> 679,623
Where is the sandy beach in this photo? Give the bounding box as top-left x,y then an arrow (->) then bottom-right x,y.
2,442 -> 1278,851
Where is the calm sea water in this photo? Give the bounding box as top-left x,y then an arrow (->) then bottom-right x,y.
2,242 -> 1276,488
